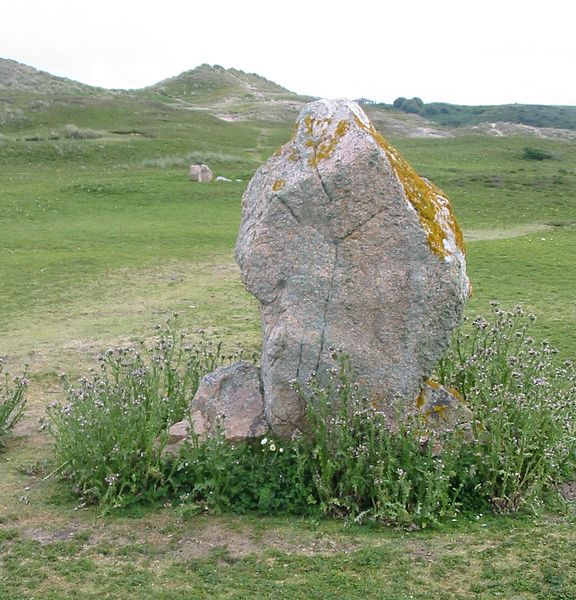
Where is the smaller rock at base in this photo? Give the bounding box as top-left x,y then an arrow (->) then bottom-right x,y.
164,420 -> 190,456
416,380 -> 473,454
192,362 -> 267,442
167,361 -> 268,455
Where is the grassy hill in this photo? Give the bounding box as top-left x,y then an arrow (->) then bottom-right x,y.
148,63 -> 298,104
0,57 -> 107,95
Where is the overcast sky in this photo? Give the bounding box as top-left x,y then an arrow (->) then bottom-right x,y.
1,0 -> 574,105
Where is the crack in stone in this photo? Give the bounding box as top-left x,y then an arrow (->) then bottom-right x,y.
273,193 -> 300,223
312,163 -> 339,375
315,243 -> 338,375
340,206 -> 386,241
295,339 -> 304,380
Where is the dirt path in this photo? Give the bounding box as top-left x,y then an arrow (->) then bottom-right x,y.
464,223 -> 553,242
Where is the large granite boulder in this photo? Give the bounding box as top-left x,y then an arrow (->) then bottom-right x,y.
235,99 -> 469,437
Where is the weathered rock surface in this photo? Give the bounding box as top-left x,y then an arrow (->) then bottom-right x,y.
189,163 -> 213,182
164,420 -> 190,456
167,362 -> 267,453
236,99 -> 469,436
417,380 -> 473,438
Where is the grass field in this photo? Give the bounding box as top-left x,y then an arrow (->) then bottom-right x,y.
1,87 -> 575,598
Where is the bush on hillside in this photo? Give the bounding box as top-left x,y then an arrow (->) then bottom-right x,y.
522,146 -> 554,161
63,124 -> 104,140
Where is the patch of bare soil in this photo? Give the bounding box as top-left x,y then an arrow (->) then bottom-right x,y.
559,480 -> 576,503
171,521 -> 362,560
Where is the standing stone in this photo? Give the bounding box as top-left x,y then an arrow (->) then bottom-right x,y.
189,163 -> 213,182
235,99 -> 469,437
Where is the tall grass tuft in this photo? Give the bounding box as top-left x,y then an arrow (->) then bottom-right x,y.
0,358 -> 28,445
47,317 -> 224,509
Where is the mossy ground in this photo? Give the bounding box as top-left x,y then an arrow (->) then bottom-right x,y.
0,91 -> 575,598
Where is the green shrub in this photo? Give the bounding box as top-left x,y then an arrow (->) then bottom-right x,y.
168,431 -> 315,515
62,124 -> 104,140
522,146 -> 553,161
292,353 -> 458,526
169,353 -> 458,527
438,303 -> 576,513
47,317 -> 224,509
50,306 -> 576,524
0,359 -> 28,445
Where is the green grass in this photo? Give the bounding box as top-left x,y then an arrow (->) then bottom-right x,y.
0,507 -> 574,599
0,86 -> 575,598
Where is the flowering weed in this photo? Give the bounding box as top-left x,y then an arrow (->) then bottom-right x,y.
0,358 -> 28,444
48,306 -> 575,524
438,303 -> 576,513
294,353 -> 458,527
47,317 -> 225,509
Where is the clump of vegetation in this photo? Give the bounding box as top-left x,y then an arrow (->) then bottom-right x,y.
0,358 -> 28,445
47,317 -> 225,509
48,307 -> 576,524
171,431 -> 314,516
386,99 -> 576,130
62,124 -> 104,140
438,303 -> 576,513
292,354 -> 458,526
393,96 -> 425,115
522,146 -> 554,161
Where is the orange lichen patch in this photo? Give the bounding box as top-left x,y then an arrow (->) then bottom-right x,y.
448,386 -> 464,402
430,404 -> 448,419
272,179 -> 286,192
416,391 -> 425,409
425,378 -> 441,389
287,147 -> 299,162
301,117 -> 350,168
353,116 -> 466,259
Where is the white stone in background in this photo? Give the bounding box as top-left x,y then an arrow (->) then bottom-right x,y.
189,163 -> 213,182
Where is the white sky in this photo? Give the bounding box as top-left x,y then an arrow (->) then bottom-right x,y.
1,0 -> 575,105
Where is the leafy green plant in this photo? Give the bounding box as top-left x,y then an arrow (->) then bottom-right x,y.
438,303 -> 576,513
48,307 -> 576,524
169,431 -> 315,515
522,146 -> 554,161
0,358 -> 28,444
47,317 -> 224,509
293,353 -> 459,527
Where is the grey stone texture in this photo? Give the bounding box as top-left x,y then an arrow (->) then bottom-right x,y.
417,380 -> 473,437
165,362 -> 267,453
235,99 -> 469,437
189,361 -> 266,442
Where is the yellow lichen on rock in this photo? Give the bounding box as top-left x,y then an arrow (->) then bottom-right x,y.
353,116 -> 466,260
301,116 -> 350,168
272,179 -> 286,192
